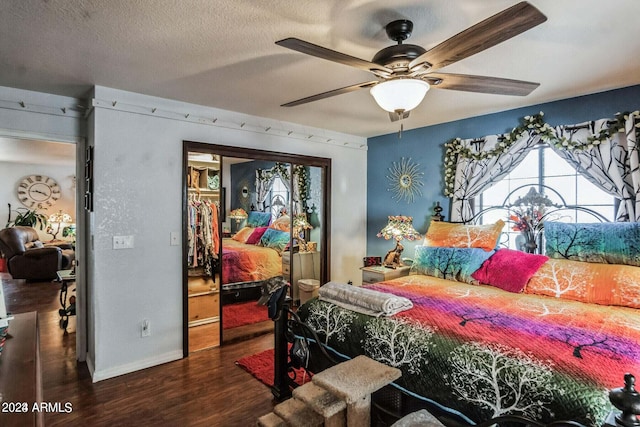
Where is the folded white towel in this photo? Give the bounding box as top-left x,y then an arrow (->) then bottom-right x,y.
318,281 -> 413,317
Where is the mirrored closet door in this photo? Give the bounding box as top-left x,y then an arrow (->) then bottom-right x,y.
182,142 -> 330,355
221,157 -> 293,343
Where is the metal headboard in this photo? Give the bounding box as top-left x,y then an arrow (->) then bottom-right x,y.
465,184 -> 610,254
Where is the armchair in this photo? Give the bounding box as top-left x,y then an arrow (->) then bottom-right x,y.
0,226 -> 75,281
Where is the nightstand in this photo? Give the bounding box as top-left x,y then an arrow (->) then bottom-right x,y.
361,265 -> 410,285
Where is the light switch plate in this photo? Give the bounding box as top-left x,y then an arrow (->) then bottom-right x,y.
113,235 -> 134,249
170,231 -> 179,246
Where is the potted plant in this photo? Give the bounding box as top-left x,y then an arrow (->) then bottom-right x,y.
5,204 -> 49,229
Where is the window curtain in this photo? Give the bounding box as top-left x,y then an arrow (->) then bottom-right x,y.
255,169 -> 276,212
256,163 -> 307,214
292,168 -> 303,215
550,112 -> 640,221
449,132 -> 541,221
445,111 -> 640,223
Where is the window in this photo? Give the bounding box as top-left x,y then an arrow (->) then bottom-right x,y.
269,176 -> 289,221
476,144 -> 616,249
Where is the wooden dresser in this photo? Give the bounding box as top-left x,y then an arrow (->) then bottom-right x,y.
0,311 -> 43,427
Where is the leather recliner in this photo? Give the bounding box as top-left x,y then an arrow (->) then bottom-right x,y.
0,226 -> 75,281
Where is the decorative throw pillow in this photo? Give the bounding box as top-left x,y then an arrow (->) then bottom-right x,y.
245,227 -> 268,245
269,215 -> 291,232
544,221 -> 640,266
260,228 -> 290,253
247,211 -> 272,228
471,248 -> 548,293
410,246 -> 494,284
423,220 -> 505,252
525,258 -> 640,309
232,227 -> 255,243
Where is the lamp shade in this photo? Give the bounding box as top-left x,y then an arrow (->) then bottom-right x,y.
377,215 -> 422,242
293,213 -> 312,231
48,210 -> 72,224
370,79 -> 430,113
229,208 -> 248,220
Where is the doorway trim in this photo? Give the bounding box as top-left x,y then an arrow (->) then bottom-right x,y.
0,128 -> 87,362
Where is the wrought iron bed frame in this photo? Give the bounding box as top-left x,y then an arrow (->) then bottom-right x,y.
268,185 -> 637,426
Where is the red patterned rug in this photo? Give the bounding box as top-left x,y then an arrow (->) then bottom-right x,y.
235,347 -> 312,387
223,301 -> 270,329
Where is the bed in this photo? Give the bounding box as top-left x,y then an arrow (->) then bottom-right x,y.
221,212 -> 290,303
289,219 -> 640,425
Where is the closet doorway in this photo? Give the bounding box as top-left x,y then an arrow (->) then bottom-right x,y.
182,142 -> 331,355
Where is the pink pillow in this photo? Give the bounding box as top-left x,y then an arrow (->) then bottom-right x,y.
471,249 -> 548,293
245,227 -> 268,245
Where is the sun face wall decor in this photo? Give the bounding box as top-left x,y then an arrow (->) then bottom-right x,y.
387,157 -> 424,203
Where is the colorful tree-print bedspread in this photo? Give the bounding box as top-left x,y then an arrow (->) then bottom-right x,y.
298,274 -> 640,425
221,239 -> 282,284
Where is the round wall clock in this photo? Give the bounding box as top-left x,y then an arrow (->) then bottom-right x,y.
17,175 -> 61,209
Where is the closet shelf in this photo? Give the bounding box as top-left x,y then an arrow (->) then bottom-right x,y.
188,317 -> 220,328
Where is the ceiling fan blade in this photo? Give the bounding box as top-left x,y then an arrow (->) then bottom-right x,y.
276,38 -> 393,76
409,2 -> 547,72
426,73 -> 539,96
281,81 -> 379,107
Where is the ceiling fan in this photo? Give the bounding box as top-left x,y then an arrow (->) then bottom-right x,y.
276,1 -> 547,122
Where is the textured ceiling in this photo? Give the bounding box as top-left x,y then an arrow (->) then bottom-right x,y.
1,0 -> 639,138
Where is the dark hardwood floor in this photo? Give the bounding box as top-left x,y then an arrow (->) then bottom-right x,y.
1,274 -> 278,426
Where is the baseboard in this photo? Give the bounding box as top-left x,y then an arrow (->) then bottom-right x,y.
91,350 -> 183,383
85,354 -> 95,378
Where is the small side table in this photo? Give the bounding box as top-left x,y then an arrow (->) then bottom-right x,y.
56,269 -> 76,332
361,265 -> 410,285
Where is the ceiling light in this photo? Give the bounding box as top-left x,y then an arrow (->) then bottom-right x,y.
370,79 -> 430,113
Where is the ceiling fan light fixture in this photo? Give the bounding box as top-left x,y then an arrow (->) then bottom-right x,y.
370,79 -> 430,113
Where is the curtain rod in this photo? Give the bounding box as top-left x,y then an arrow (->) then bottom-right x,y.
562,119 -> 618,131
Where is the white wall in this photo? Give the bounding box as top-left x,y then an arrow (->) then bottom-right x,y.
0,86 -> 85,141
89,86 -> 367,381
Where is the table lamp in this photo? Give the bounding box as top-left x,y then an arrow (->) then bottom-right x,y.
377,215 -> 421,268
229,208 -> 248,232
47,210 -> 72,240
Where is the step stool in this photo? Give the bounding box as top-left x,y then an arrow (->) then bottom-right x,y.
312,355 -> 402,427
256,411 -> 286,427
293,381 -> 347,427
273,396 -> 324,427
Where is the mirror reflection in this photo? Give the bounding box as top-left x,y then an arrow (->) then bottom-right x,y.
221,158 -> 291,343
185,143 -> 329,352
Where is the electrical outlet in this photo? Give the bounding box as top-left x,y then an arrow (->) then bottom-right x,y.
141,319 -> 150,337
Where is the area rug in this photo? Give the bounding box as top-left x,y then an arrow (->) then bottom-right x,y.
235,347 -> 312,387
223,301 -> 270,329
